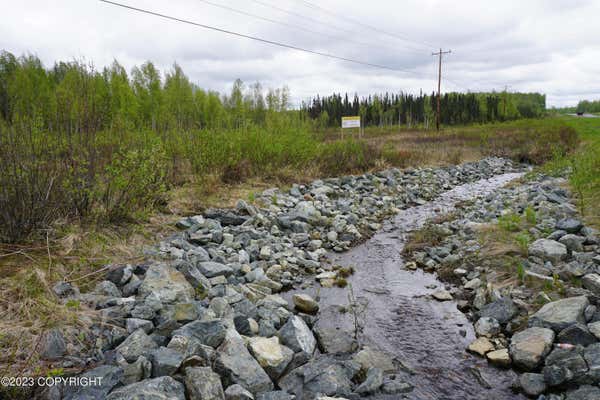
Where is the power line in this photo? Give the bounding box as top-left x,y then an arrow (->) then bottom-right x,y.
247,0 -> 428,55
293,0 -> 437,50
99,0 -> 431,78
196,0 -> 427,56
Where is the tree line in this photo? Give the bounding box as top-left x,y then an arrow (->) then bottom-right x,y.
576,100 -> 600,114
0,50 -> 302,242
0,51 -> 293,133
302,91 -> 546,127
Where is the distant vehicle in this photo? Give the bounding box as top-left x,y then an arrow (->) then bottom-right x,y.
576,111 -> 584,116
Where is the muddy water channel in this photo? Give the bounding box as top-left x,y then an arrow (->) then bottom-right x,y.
307,173 -> 527,400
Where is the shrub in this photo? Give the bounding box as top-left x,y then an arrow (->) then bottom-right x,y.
317,139 -> 377,176
101,141 -> 168,221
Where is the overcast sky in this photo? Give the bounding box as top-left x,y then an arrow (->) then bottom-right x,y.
2,0 -> 599,107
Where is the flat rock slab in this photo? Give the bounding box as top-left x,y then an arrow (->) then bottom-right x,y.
172,320 -> 227,348
198,262 -> 234,278
467,337 -> 495,357
528,239 -> 567,263
352,347 -> 395,372
486,349 -> 511,367
138,263 -> 195,304
529,296 -> 589,332
509,327 -> 555,370
314,326 -> 358,354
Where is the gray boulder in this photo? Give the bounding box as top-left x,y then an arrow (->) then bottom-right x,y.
106,376 -> 186,400
529,296 -> 589,332
582,274 -> 600,296
53,281 -> 79,298
198,261 -> 233,278
40,328 -> 67,360
292,294 -> 319,314
151,347 -> 184,377
292,201 -> 321,223
215,329 -> 273,394
478,297 -> 519,324
556,323 -> 597,346
116,329 -> 159,362
474,317 -> 501,337
559,234 -> 585,252
556,218 -> 583,234
509,327 -> 555,370
314,326 -> 358,354
106,265 -> 133,286
248,336 -> 294,380
126,318 -> 153,334
172,319 -> 227,348
543,347 -> 588,387
256,391 -> 294,400
352,348 -> 395,372
277,315 -> 317,357
278,356 -> 358,399
63,365 -> 123,400
528,239 -> 567,263
94,280 -> 122,297
589,321 -> 600,340
519,373 -> 546,397
224,384 -> 254,400
566,385 -> 600,400
584,343 -> 600,383
119,355 -> 152,385
138,264 -> 195,304
184,366 -> 225,400
354,367 -> 383,395
176,262 -> 212,291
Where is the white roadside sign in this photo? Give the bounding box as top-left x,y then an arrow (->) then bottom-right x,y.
341,116 -> 361,128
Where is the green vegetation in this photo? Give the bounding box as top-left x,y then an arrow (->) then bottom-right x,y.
498,213 -> 522,232
543,116 -> 600,227
304,91 -> 546,127
1,51 -> 579,243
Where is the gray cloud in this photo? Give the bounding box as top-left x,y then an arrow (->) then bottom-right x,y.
1,0 -> 598,107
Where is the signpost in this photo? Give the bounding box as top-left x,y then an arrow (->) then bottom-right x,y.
341,116 -> 362,139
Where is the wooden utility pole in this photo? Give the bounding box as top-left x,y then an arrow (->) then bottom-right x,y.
502,85 -> 511,117
432,48 -> 451,131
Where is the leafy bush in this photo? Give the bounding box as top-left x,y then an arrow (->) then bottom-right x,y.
101,141 -> 168,221
317,139 -> 377,176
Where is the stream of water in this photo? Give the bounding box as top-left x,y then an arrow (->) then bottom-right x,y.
304,173 -> 527,400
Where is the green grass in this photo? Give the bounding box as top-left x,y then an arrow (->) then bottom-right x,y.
543,116 -> 600,227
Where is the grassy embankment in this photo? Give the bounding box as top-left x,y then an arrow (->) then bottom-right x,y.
403,115 -> 599,303
0,117 -> 581,376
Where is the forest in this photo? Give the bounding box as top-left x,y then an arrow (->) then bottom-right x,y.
303,91 -> 546,127
575,99 -> 600,113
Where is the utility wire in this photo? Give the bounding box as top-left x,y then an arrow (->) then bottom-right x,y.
248,0 -> 428,54
99,0 -> 432,78
293,0 -> 437,50
196,0 -> 427,56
